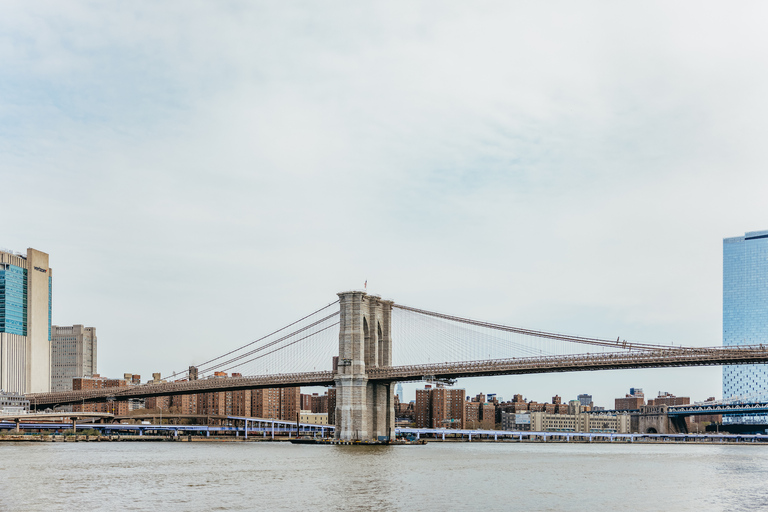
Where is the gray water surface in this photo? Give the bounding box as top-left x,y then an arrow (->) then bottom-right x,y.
1,441 -> 767,511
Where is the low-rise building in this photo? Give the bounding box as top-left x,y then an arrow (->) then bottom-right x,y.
501,411 -> 531,431
0,391 -> 29,414
299,411 -> 328,425
529,411 -> 630,433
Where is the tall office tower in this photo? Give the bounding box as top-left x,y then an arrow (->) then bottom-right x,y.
50,325 -> 97,392
0,248 -> 52,394
723,230 -> 768,422
396,382 -> 404,402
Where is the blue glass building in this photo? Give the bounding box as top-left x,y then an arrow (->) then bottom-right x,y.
723,230 -> 768,422
0,248 -> 52,394
0,263 -> 28,336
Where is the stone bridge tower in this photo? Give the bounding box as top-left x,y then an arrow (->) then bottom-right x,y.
334,291 -> 395,441
634,405 -> 689,434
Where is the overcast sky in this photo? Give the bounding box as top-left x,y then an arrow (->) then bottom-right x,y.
3,2 -> 768,406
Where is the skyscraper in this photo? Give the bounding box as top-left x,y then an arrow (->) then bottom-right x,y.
396,382 -> 404,402
723,230 -> 768,421
50,325 -> 97,392
0,248 -> 52,394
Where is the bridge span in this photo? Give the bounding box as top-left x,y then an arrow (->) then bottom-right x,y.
30,347 -> 768,407
27,291 -> 768,441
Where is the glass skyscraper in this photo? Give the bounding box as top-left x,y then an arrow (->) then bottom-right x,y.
0,248 -> 53,394
723,230 -> 768,422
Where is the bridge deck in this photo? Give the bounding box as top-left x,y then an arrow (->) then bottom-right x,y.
27,346 -> 768,407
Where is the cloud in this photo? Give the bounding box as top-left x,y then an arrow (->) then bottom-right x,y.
2,1 -> 767,404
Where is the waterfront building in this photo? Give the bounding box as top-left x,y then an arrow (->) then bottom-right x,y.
396,383 -> 404,402
311,392 -> 328,413
301,392 -> 329,413
128,398 -> 145,411
465,400 -> 480,427
501,411 -> 531,431
280,387 -> 301,420
415,387 -> 431,428
72,374 -> 130,415
415,385 -> 466,428
231,389 -> 252,417
198,391 -> 230,416
50,325 -> 97,392
170,392 -> 196,415
529,410 -> 630,433
0,248 -> 52,394
253,388 -> 281,418
0,391 -> 30,414
299,411 -> 328,425
250,386 -> 300,420
145,396 -> 171,411
431,387 -> 465,428
723,230 -> 768,422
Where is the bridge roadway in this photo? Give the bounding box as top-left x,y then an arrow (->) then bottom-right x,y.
28,345 -> 768,407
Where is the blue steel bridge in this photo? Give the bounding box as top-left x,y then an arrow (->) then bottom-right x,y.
27,292 -> 768,441
596,401 -> 768,418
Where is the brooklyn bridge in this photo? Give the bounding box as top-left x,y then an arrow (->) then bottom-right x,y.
28,291 -> 768,441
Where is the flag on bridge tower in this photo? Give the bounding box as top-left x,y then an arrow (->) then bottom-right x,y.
365,280 -> 367,290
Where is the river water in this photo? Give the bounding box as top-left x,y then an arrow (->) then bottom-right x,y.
1,441 -> 767,511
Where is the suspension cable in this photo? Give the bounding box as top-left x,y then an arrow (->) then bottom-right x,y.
392,303 -> 684,351
162,299 -> 339,380
198,311 -> 339,374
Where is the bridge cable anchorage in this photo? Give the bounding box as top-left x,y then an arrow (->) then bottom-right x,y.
161,299 -> 339,380
392,303 -> 708,353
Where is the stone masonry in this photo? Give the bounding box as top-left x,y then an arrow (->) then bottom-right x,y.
334,291 -> 395,441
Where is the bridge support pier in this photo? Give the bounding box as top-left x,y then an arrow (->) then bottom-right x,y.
636,405 -> 688,435
334,292 -> 395,442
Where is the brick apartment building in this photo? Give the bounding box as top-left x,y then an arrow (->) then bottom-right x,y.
647,392 -> 690,407
615,388 -> 645,410
416,386 -> 466,429
72,374 -> 130,415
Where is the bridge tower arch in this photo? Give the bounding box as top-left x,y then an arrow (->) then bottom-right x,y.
334,291 -> 395,441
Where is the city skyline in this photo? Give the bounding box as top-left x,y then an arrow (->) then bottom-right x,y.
3,3 -> 768,407
2,227 -> 763,408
